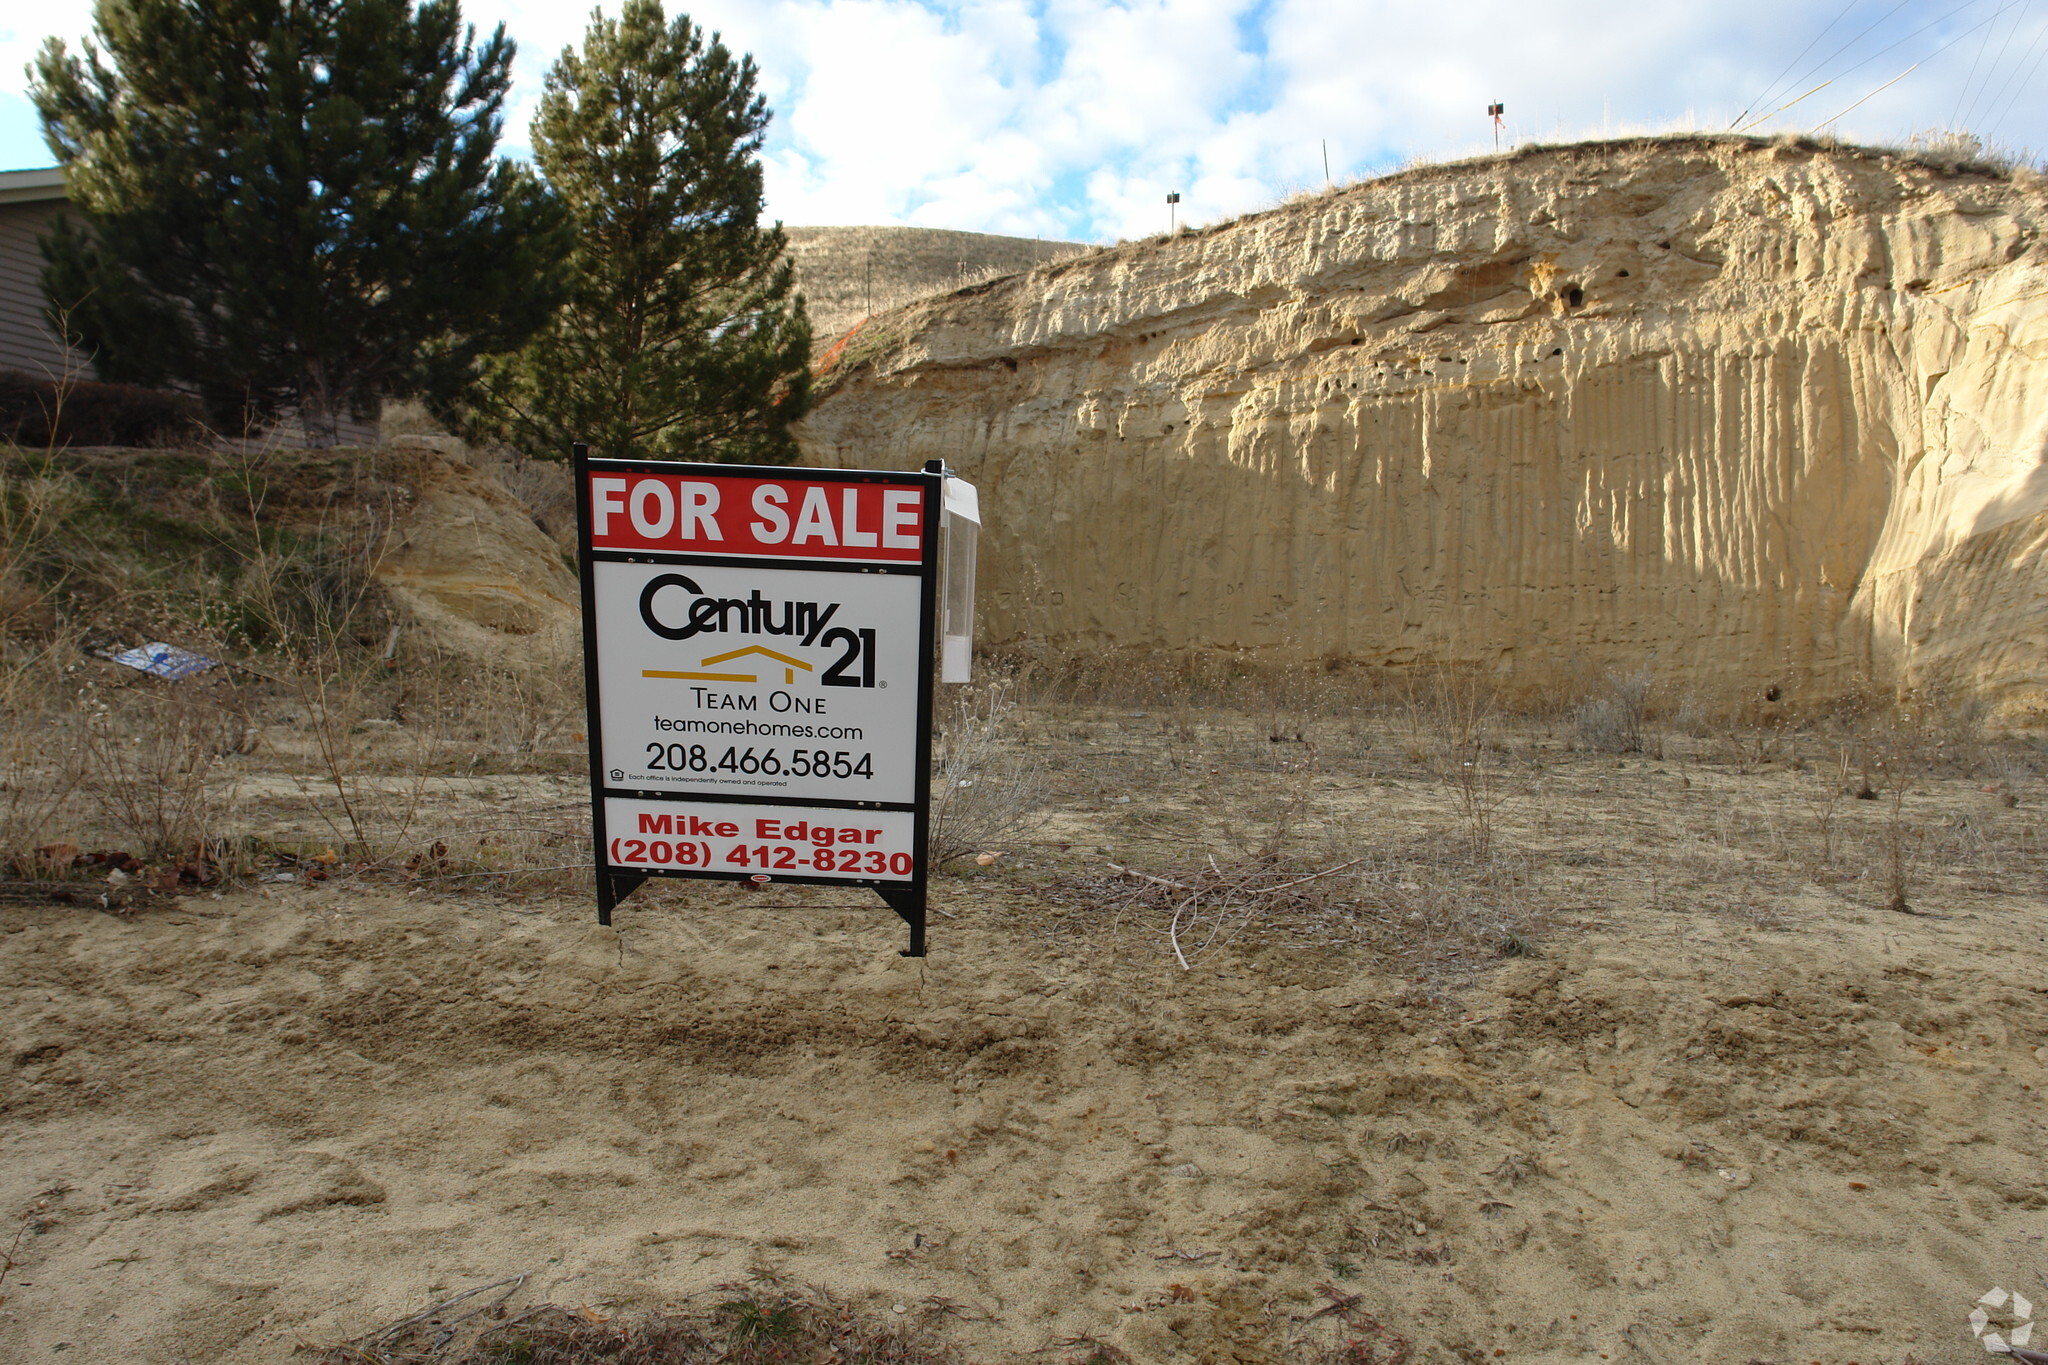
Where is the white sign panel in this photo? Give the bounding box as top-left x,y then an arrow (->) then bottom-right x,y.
593,560 -> 924,804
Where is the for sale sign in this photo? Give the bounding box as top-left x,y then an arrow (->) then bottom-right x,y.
574,452 -> 945,954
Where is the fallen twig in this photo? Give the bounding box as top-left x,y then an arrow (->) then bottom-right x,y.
1306,1283 -> 1365,1321
1107,862 -> 1196,892
1248,858 -> 1364,893
360,1271 -> 530,1354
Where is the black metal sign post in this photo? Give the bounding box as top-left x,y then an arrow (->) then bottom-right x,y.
572,445 -> 941,955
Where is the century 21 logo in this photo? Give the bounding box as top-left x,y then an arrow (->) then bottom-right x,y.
638,574 -> 876,688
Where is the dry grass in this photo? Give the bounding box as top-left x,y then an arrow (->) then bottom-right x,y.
0,439 -> 592,900
1573,667 -> 1652,755
1056,848 -> 1542,979
947,652 -> 2048,984
312,1272 -> 1428,1365
927,677 -> 1048,867
1404,666 -> 1512,859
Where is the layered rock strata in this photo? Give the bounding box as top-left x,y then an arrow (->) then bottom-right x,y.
794,136 -> 2048,720
784,226 -> 1084,342
371,440 -> 580,662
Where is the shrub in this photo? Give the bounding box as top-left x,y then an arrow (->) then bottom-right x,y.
1575,668 -> 1652,754
927,679 -> 1046,867
0,369 -> 207,448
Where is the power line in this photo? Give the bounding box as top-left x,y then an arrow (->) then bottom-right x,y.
1814,62 -> 1923,129
1950,0 -> 2007,124
1966,1 -> 2044,130
1959,0 -> 2031,128
1984,12 -> 2048,138
1736,78 -> 1837,132
1735,0 -> 1861,127
1825,0 -> 2020,92
1766,0 -> 1917,116
1743,0 -> 2027,133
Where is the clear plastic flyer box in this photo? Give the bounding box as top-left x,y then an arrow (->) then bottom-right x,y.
940,476 -> 979,683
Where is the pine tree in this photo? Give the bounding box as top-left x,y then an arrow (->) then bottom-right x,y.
32,0 -> 568,443
451,0 -> 811,464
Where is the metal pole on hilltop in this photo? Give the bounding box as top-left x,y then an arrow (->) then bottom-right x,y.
1489,102 -> 1506,151
1167,191 -> 1180,235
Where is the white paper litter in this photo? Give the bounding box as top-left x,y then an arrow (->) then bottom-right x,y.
103,643 -> 220,681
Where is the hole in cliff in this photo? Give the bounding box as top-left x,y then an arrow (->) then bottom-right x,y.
1551,347 -> 1563,356
1616,269 -> 1630,277
1658,240 -> 1671,249
1349,337 -> 1361,345
1565,286 -> 1585,308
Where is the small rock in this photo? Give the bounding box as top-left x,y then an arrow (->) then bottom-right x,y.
1169,1163 -> 1203,1179
892,1304 -> 907,1315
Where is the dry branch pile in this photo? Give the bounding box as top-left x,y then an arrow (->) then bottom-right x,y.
1047,847 -> 1546,974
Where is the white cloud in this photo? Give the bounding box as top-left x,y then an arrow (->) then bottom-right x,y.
6,1 -> 2048,238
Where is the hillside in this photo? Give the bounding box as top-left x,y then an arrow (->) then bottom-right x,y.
784,226 -> 1085,343
795,135 -> 2048,723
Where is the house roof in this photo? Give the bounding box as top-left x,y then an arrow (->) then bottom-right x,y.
0,167 -> 67,207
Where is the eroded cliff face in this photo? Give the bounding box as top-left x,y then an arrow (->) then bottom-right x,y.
794,136 -> 2048,721
371,441 -> 580,662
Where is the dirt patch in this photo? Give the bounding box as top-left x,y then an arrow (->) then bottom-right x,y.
1,703 -> 2045,1364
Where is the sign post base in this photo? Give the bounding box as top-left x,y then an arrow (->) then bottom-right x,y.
596,871 -> 649,926
877,885 -> 927,957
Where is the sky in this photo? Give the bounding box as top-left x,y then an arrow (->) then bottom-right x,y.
6,0 -> 2048,243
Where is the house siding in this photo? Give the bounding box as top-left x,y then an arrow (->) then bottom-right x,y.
0,197 -> 94,381
0,185 -> 379,446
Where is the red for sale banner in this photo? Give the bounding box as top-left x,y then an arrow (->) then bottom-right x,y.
584,470 -> 927,563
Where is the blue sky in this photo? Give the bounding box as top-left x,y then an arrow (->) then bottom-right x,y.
7,1 -> 2048,243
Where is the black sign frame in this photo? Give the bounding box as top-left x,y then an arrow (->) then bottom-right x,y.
572,446 -> 941,955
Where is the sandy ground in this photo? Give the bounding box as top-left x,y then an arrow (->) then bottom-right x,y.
2,710 -> 2046,1365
